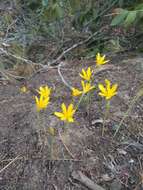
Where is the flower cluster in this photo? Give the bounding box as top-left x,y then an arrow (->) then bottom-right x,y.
98,79 -> 118,100
96,53 -> 109,66
54,103 -> 76,123
72,66 -> 94,96
96,54 -> 118,100
35,86 -> 51,112
20,86 -> 28,93
79,67 -> 93,81
33,53 -> 118,124
72,80 -> 95,96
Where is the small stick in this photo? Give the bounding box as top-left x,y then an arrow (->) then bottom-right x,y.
0,155 -> 20,174
58,131 -> 75,159
0,156 -> 82,163
114,88 -> 143,137
102,100 -> 110,136
58,62 -> 73,89
71,170 -> 105,190
50,29 -> 101,66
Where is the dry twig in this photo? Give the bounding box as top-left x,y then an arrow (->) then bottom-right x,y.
71,170 -> 105,190
0,155 -> 20,174
58,130 -> 75,159
50,28 -> 104,66
0,47 -> 42,67
58,62 -> 73,89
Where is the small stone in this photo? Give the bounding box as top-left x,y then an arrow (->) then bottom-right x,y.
102,174 -> 114,182
117,148 -> 127,155
91,119 -> 103,125
110,179 -> 122,190
129,159 -> 134,164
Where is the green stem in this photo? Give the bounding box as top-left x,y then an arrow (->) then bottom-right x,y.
59,127 -> 74,159
49,135 -> 54,160
114,88 -> 143,137
42,113 -> 48,145
102,100 -> 110,136
87,92 -> 92,115
37,112 -> 42,145
75,93 -> 85,111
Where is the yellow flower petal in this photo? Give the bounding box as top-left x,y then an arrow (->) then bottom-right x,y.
20,86 -> 28,93
98,79 -> 118,100
82,69 -> 86,76
68,117 -> 74,122
111,84 -> 118,93
35,96 -> 39,104
79,67 -> 93,81
54,112 -> 64,118
35,95 -> 49,111
98,84 -> 106,94
54,103 -> 75,123
68,104 -> 75,115
81,80 -> 95,94
72,88 -> 82,96
87,67 -> 91,76
48,127 -> 55,136
96,53 -> 109,66
99,92 -> 106,97
105,79 -> 111,92
37,85 -> 51,98
61,103 -> 67,114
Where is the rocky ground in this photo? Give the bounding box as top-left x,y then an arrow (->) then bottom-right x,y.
0,53 -> 143,190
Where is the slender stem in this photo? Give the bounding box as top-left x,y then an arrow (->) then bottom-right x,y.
75,93 -> 85,111
41,113 -> 49,146
114,88 -> 143,137
0,155 -> 20,174
49,135 -> 54,160
58,130 -> 75,159
37,112 -> 42,145
90,66 -> 98,84
102,100 -> 110,136
87,92 -> 91,115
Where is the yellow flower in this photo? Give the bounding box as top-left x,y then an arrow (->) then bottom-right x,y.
20,86 -> 28,93
79,67 -> 93,81
37,85 -> 51,98
48,127 -> 55,136
54,103 -> 76,122
96,53 -> 109,66
72,88 -> 82,96
81,80 -> 95,94
35,95 -> 50,111
98,79 -> 118,100
72,81 -> 95,97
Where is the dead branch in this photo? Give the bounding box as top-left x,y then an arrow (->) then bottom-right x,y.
0,47 -> 43,67
0,155 -> 20,174
50,28 -> 104,66
58,130 -> 75,159
71,170 -> 105,190
0,28 -> 101,70
58,62 -> 73,90
4,18 -> 18,39
0,27 -> 103,70
57,62 -> 115,90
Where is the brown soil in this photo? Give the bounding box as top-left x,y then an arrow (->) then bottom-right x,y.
0,54 -> 143,190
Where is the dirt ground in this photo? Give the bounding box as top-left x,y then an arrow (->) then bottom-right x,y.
0,53 -> 143,190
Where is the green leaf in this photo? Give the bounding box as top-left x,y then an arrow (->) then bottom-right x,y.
118,0 -> 124,7
0,63 -> 5,70
42,0 -> 49,7
54,3 -> 63,18
124,11 -> 137,27
69,0 -> 81,12
135,3 -> 143,10
111,10 -> 129,26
